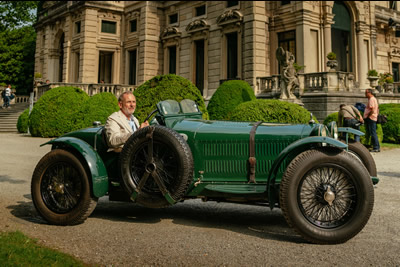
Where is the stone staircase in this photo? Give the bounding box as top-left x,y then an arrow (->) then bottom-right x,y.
0,102 -> 30,133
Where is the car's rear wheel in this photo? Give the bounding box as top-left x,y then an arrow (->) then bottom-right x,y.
279,148 -> 374,244
31,149 -> 98,225
341,139 -> 377,176
120,125 -> 194,208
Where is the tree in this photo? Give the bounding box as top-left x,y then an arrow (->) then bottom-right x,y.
0,1 -> 39,31
0,1 -> 38,94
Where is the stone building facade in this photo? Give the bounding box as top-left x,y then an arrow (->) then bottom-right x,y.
34,1 -> 400,106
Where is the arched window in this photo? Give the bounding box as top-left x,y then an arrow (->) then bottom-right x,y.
332,1 -> 352,72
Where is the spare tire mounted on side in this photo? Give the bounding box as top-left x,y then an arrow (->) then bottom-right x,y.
120,125 -> 194,208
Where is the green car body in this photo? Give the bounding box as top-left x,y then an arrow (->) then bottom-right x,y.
32,99 -> 378,244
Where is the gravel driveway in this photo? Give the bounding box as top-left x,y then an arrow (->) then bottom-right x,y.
0,133 -> 399,266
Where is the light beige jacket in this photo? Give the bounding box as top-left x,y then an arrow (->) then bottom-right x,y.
104,110 -> 139,151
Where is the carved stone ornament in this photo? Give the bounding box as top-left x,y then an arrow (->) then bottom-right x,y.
161,27 -> 181,39
186,19 -> 209,33
217,10 -> 243,26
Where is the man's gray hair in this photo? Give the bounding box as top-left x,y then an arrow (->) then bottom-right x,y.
118,91 -> 134,102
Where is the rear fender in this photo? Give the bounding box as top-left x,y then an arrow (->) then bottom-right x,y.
41,137 -> 108,197
338,127 -> 365,146
267,136 -> 347,208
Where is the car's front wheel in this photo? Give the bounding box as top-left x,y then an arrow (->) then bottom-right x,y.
31,149 -> 98,225
279,148 -> 374,244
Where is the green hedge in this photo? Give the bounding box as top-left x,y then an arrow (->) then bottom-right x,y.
17,108 -> 29,133
76,92 -> 119,128
323,111 -> 383,145
379,104 -> 400,143
207,80 -> 256,120
229,99 -> 315,123
29,87 -> 89,137
133,74 -> 208,122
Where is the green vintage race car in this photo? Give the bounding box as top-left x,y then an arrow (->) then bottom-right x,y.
31,99 -> 378,244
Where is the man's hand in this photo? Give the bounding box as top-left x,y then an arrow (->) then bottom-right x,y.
140,121 -> 149,128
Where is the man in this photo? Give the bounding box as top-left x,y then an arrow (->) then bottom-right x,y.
363,89 -> 380,152
338,104 -> 364,142
105,91 -> 149,152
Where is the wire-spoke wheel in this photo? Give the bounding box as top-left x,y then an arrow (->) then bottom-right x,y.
120,126 -> 193,208
32,149 -> 98,225
298,165 -> 356,229
280,148 -> 374,244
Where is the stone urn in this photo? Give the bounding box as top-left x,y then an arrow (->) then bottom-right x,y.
327,60 -> 338,71
367,76 -> 379,88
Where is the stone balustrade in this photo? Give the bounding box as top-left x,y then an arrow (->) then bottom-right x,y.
256,71 -> 356,96
35,83 -> 137,100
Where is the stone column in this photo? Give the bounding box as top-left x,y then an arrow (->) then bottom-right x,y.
323,15 -> 334,71
81,8 -> 98,83
243,1 -> 267,92
356,21 -> 368,89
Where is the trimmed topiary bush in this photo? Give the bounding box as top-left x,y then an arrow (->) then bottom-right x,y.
29,86 -> 89,137
76,92 -> 119,128
379,104 -> 400,143
17,108 -> 29,133
229,99 -> 315,123
323,111 -> 383,145
207,80 -> 256,120
133,74 -> 208,122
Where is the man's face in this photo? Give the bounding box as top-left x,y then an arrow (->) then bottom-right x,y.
119,94 -> 136,116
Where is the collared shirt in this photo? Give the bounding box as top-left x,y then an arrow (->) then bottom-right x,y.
364,95 -> 378,121
128,116 -> 137,132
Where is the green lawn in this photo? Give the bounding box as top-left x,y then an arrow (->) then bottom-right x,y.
381,142 -> 400,150
0,231 -> 86,266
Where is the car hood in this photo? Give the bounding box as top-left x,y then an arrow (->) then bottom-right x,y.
171,119 -> 317,142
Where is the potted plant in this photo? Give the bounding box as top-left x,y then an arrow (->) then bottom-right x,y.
326,52 -> 337,71
379,72 -> 394,93
367,69 -> 379,88
293,62 -> 305,73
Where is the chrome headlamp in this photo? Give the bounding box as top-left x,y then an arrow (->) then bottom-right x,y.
327,121 -> 339,139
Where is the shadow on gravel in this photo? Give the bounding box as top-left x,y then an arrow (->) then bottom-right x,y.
0,175 -> 26,184
90,199 -> 304,243
8,197 -> 303,243
378,171 -> 400,178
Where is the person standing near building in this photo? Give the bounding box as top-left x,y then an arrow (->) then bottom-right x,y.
338,104 -> 364,142
364,89 -> 380,152
2,84 -> 12,108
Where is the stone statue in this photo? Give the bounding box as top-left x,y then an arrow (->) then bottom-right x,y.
276,47 -> 299,100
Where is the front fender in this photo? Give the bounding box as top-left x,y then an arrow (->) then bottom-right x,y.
267,136 -> 347,208
41,137 -> 108,197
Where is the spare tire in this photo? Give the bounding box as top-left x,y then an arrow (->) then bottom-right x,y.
120,125 -> 194,208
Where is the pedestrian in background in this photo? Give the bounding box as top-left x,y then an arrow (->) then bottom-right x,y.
364,89 -> 380,152
2,84 -> 12,109
338,104 -> 364,142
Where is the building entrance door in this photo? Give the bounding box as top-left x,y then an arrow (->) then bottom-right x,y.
332,1 -> 352,72
98,51 -> 113,83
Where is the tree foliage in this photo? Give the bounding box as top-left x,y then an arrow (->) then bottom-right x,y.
0,1 -> 39,31
0,27 -> 36,94
0,1 -> 38,94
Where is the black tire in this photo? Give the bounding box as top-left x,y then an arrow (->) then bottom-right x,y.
31,149 -> 98,225
279,148 -> 374,244
341,139 -> 377,176
120,125 -> 194,208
